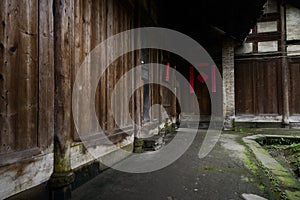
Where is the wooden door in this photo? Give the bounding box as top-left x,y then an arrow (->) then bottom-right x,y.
235,58 -> 282,116
289,58 -> 300,116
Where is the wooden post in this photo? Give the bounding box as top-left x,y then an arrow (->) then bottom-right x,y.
134,1 -> 142,138
280,2 -> 290,126
49,0 -> 74,199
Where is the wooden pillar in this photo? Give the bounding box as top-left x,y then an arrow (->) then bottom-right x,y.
280,2 -> 290,126
222,38 -> 235,130
49,0 -> 74,199
134,1 -> 142,138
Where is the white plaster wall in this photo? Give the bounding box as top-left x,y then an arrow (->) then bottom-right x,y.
235,43 -> 253,54
287,45 -> 300,56
258,41 -> 278,52
71,135 -> 134,170
286,4 -> 300,41
289,115 -> 300,123
235,115 -> 283,122
0,151 -> 53,200
257,21 -> 278,33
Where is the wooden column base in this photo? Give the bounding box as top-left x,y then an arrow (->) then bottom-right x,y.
49,172 -> 75,200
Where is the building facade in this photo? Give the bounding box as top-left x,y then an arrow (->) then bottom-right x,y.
1,0 -> 299,199
235,0 -> 300,127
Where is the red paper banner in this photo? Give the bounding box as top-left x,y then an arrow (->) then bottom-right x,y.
197,72 -> 208,83
165,63 -> 170,81
189,66 -> 194,93
211,65 -> 216,93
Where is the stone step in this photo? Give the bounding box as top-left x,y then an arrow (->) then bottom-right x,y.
142,135 -> 164,151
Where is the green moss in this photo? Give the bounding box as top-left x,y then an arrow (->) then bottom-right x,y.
203,166 -> 216,171
258,184 -> 265,191
277,175 -> 300,189
231,118 -> 236,131
255,158 -> 290,199
244,134 -> 300,199
244,157 -> 258,175
134,138 -> 144,147
285,190 -> 300,200
244,144 -> 282,198
262,138 -> 300,181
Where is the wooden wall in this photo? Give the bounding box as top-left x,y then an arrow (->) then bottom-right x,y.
0,0 -> 165,160
0,0 -> 166,197
289,57 -> 300,116
0,0 -> 54,156
235,58 -> 282,116
0,0 -> 167,159
235,57 -> 300,119
234,1 -> 300,122
71,0 -> 136,142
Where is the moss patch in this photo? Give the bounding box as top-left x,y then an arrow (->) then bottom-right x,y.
244,135 -> 300,200
262,141 -> 300,180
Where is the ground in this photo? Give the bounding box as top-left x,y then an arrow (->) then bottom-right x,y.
71,130 -> 272,200
8,129 -> 300,200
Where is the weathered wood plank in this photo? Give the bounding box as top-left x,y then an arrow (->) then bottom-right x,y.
80,0 -> 92,136
235,58 -> 282,116
0,0 -> 39,153
99,0 -> 107,130
113,1 -> 120,129
235,61 -> 254,115
72,0 -> 82,140
289,61 -> 300,115
0,0 -> 4,153
16,0 -> 38,151
38,0 -> 54,148
91,0 -> 101,132
0,0 -> 17,154
123,5 -> 128,127
106,0 -> 115,132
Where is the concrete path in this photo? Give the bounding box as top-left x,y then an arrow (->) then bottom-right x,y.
72,130 -> 270,200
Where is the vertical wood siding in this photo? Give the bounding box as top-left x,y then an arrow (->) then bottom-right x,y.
0,0 -> 39,153
69,0 -> 137,141
289,58 -> 300,115
38,0 -> 54,149
0,0 -> 141,154
235,58 -> 282,116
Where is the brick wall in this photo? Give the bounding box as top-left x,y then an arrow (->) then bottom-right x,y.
222,38 -> 235,129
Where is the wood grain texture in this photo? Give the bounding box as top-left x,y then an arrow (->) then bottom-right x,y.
0,0 -> 39,153
289,59 -> 300,115
53,0 -> 74,172
235,58 -> 282,116
38,0 -> 54,149
0,0 -> 153,156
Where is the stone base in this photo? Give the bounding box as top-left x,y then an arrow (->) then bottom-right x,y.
49,172 -> 75,200
133,138 -> 144,153
142,135 -> 164,151
235,122 -> 283,129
